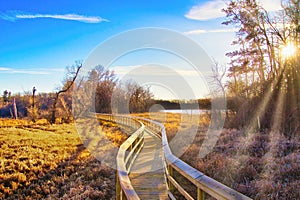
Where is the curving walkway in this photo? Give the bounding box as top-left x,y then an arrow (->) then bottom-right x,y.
129,128 -> 169,199
97,113 -> 252,200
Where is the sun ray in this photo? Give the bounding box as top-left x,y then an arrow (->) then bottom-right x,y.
280,42 -> 296,60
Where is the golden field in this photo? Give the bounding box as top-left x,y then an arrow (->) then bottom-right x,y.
1,113 -> 299,199
0,118 -> 127,200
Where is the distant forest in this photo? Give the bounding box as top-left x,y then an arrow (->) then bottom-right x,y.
0,62 -> 213,123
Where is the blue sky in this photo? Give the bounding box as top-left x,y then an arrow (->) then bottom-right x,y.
0,0 -> 281,98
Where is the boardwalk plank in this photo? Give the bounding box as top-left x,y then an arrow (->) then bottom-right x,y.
129,128 -> 169,199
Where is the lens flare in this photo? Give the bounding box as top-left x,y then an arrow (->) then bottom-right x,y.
281,42 -> 296,59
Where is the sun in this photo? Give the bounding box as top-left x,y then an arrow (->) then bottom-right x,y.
280,42 -> 297,59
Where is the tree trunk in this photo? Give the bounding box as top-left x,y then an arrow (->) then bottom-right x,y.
51,93 -> 59,124
13,98 -> 18,119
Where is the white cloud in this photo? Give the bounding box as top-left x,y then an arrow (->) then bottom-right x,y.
10,70 -> 50,75
259,0 -> 282,12
16,14 -> 108,23
185,0 -> 283,21
184,28 -> 238,35
0,67 -> 53,75
48,68 -> 65,72
185,0 -> 228,21
112,65 -> 201,77
0,11 -> 109,23
0,67 -> 10,71
111,65 -> 140,75
0,13 -> 15,21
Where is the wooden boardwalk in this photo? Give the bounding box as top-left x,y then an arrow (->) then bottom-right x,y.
98,114 -> 252,200
129,128 -> 169,200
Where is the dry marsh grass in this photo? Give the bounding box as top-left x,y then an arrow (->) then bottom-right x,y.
135,112 -> 300,199
1,113 -> 299,199
0,118 -> 127,199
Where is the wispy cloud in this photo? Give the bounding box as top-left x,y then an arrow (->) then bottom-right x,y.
184,28 -> 238,35
185,0 -> 283,21
0,67 -> 63,75
10,70 -> 50,75
16,14 -> 108,23
112,65 -> 201,77
0,67 -> 10,71
0,11 -> 109,23
185,0 -> 227,21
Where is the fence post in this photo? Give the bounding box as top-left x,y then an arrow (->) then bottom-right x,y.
116,172 -> 121,200
168,165 -> 175,193
13,98 -> 18,119
197,187 -> 205,200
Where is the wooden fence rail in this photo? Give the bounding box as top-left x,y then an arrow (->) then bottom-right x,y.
97,114 -> 252,200
97,114 -> 144,200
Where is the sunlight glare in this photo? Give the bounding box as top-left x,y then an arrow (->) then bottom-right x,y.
281,42 -> 296,59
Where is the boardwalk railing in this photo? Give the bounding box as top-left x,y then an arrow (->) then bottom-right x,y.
97,114 -> 144,200
97,114 -> 252,200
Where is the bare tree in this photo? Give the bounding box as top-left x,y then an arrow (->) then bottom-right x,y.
125,81 -> 154,113
211,59 -> 227,95
50,61 -> 82,124
93,66 -> 118,113
2,90 -> 9,105
31,86 -> 37,122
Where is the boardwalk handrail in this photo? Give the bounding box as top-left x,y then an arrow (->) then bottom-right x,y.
96,114 -> 145,200
137,117 -> 252,200
97,114 -> 252,200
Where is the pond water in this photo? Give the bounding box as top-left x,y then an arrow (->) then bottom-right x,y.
159,109 -> 210,115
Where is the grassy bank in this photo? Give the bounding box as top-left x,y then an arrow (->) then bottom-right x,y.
0,119 -> 127,199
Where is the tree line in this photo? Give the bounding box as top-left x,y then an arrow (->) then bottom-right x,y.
0,62 -> 154,123
0,60 -> 214,124
222,0 -> 300,136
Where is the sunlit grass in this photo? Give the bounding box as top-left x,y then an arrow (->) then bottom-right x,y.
0,119 -> 127,199
135,111 -> 299,199
1,108 -> 299,199
133,112 -> 210,141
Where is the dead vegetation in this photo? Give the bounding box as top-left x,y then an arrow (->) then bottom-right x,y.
0,118 -> 127,199
135,112 -> 300,199
1,112 -> 299,199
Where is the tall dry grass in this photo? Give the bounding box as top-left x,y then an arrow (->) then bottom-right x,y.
136,112 -> 300,199
0,119 -> 127,199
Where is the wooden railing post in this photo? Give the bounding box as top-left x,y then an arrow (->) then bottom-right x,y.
197,187 -> 205,200
116,172 -> 121,200
168,165 -> 175,193
122,190 -> 126,200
